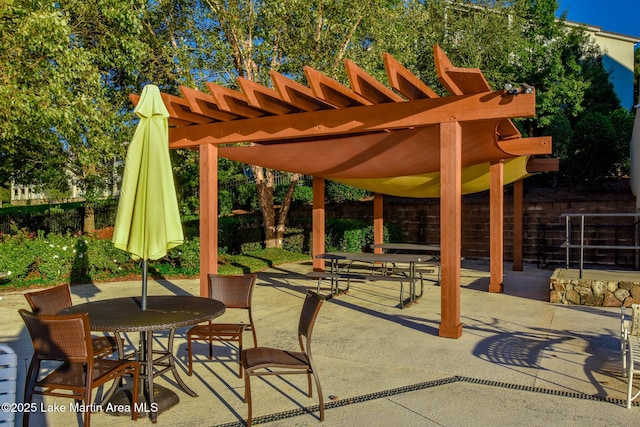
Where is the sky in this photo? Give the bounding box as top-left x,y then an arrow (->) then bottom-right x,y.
557,0 -> 640,39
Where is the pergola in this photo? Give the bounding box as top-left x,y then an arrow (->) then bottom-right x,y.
132,45 -> 554,338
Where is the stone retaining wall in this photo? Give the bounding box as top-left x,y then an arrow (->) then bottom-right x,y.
549,273 -> 640,307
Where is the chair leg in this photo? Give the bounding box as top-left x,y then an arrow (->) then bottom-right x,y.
22,359 -> 37,427
250,326 -> 258,348
244,372 -> 253,427
312,369 -> 325,422
238,334 -> 243,378
187,335 -> 193,376
84,390 -> 92,427
306,372 -> 313,397
23,358 -> 37,404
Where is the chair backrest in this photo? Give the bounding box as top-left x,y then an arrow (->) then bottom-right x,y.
19,309 -> 92,363
208,274 -> 256,309
298,291 -> 324,341
24,284 -> 73,315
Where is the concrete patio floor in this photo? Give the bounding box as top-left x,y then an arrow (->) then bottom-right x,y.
1,259 -> 639,426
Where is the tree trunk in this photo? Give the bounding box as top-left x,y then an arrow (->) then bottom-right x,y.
275,173 -> 301,246
253,166 -> 300,249
83,204 -> 95,234
253,166 -> 278,248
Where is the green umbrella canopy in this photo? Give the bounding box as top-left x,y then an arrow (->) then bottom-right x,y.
112,84 -> 184,261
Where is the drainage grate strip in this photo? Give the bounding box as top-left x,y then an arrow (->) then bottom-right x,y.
456,375 -> 632,407
213,375 -> 633,426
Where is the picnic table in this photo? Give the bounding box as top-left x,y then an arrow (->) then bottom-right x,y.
312,252 -> 433,308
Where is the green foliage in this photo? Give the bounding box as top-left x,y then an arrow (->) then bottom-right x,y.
325,219 -> 374,252
282,226 -> 311,253
218,215 -> 264,254
0,230 -> 37,282
326,181 -> 370,203
219,190 -> 234,216
154,238 -> 200,276
544,114 -> 573,160
235,184 -> 259,211
0,226 -> 310,289
325,218 -> 393,252
275,184 -> 313,205
0,1 -> 149,201
0,188 -> 9,205
556,107 -> 633,184
0,229 -> 200,288
608,108 -> 635,176
565,112 -> 617,184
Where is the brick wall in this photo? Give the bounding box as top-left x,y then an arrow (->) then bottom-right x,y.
290,183 -> 639,267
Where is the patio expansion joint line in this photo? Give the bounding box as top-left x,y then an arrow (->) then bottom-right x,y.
211,375 -> 633,426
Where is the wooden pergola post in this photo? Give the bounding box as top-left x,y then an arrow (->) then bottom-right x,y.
373,193 -> 384,254
199,143 -> 218,296
439,121 -> 462,338
489,160 -> 504,293
312,177 -> 325,271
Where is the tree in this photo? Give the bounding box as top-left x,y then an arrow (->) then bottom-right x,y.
175,0 -> 410,248
410,0 -> 631,184
566,112 -> 616,184
0,0 -> 152,231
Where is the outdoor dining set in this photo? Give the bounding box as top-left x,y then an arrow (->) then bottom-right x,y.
17,274 -> 326,426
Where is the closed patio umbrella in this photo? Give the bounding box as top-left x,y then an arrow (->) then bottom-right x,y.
112,84 -> 184,310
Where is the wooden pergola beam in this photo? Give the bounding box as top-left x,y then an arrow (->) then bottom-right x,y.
169,91 -> 537,147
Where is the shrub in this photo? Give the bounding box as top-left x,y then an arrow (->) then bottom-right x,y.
219,190 -> 233,216
326,218 -> 373,252
326,181 -> 370,203
274,183 -> 313,205
0,230 -> 38,282
155,238 -> 200,276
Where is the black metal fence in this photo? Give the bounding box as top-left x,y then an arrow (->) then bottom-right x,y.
0,200 -> 119,235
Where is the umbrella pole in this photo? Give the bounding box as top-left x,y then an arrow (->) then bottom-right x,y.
142,259 -> 148,311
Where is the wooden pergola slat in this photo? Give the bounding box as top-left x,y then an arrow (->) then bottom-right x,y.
383,53 -> 439,99
304,66 -> 372,107
205,82 -> 267,118
434,45 -> 491,95
344,59 -> 404,104
237,77 -> 303,115
270,70 -> 336,112
179,85 -> 241,121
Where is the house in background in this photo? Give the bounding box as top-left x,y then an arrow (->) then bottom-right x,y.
566,20 -> 639,110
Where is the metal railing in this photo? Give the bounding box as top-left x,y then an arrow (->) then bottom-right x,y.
560,213 -> 640,278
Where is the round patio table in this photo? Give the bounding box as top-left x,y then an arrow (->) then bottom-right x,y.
60,295 -> 225,422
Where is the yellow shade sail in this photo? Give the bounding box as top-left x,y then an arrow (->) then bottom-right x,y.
333,156 -> 531,198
